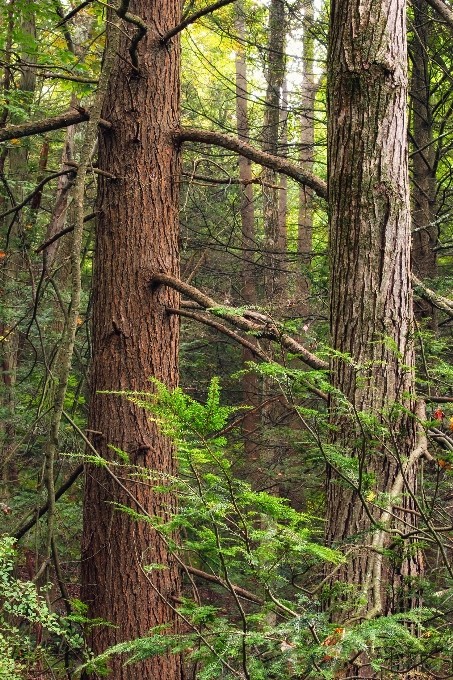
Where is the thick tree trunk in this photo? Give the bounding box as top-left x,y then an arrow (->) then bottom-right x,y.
235,2 -> 259,460
80,1 -> 183,678
411,0 -> 438,328
326,0 -> 423,641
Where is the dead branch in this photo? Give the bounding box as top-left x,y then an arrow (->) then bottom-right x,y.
176,128 -> 328,199
161,0 -> 236,43
153,272 -> 328,370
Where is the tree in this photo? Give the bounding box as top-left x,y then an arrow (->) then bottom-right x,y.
325,0 -> 425,638
79,1 -> 183,678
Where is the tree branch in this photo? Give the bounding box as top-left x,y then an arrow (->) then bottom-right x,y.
161,0 -> 237,43
35,211 -> 98,254
0,170 -> 74,220
12,464 -> 84,540
153,272 -> 328,370
424,0 -> 453,32
0,108 -> 111,144
55,0 -> 94,27
176,128 -> 327,199
184,564 -> 264,604
116,0 -> 148,69
412,273 -> 453,318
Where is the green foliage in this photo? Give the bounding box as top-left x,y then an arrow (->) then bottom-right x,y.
0,537 -> 84,679
90,380 -> 451,679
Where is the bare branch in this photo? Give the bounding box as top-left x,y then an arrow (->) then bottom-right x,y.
412,273 -> 453,318
0,108 -> 111,144
0,170 -> 73,220
161,0 -> 236,43
117,0 -> 148,69
424,0 -> 453,32
35,211 -> 98,254
55,0 -> 94,27
176,128 -> 328,199
153,272 -> 328,370
12,464 -> 84,540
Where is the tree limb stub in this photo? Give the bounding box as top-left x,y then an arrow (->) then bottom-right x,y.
161,0 -> 237,44
176,128 -> 328,199
0,109 -> 111,144
153,272 -> 328,370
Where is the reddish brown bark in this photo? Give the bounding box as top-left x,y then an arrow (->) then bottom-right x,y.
80,1 -> 183,678
326,0 -> 423,643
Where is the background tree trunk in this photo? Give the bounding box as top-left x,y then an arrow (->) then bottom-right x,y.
261,0 -> 286,304
80,1 -> 183,677
298,1 -> 315,318
235,2 -> 259,461
411,0 -> 438,329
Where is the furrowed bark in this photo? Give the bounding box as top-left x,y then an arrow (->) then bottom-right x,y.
326,0 -> 422,644
80,0 -> 183,676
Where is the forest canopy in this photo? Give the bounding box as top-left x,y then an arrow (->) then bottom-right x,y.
0,0 -> 453,678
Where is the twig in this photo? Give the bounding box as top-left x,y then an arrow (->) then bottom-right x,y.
55,0 -> 94,26
12,464 -> 84,540
35,212 -> 98,254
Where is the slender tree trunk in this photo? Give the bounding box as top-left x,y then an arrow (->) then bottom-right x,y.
1,14 -> 37,491
411,0 -> 438,329
298,1 -> 315,318
326,0 -> 423,646
235,2 -> 259,460
278,78 -> 288,299
81,1 -> 183,678
261,0 -> 286,304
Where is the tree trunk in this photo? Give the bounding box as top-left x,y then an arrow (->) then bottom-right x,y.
411,0 -> 438,329
326,0 -> 423,643
261,0 -> 286,304
298,1 -> 315,318
80,1 -> 183,678
235,2 -> 259,460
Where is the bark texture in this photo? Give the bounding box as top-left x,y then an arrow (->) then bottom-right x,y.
81,1 -> 183,678
326,0 -> 422,637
